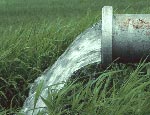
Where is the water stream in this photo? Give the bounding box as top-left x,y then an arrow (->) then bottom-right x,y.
21,20 -> 102,115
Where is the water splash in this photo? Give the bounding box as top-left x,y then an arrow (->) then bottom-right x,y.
21,20 -> 102,115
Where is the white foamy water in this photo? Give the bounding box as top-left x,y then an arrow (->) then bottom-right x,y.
21,21 -> 102,115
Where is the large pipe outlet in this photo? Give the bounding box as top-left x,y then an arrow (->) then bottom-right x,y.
101,6 -> 150,68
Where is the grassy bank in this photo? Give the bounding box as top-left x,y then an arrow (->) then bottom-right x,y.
24,60 -> 150,115
1,0 -> 150,114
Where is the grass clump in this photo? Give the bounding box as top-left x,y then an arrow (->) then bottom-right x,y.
30,60 -> 150,115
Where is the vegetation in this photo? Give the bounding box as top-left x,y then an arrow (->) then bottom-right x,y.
1,0 -> 150,114
23,60 -> 150,115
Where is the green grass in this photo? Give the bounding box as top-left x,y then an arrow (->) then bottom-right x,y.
1,0 -> 150,114
18,60 -> 150,115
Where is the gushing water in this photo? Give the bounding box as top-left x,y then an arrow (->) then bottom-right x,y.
21,21 -> 102,115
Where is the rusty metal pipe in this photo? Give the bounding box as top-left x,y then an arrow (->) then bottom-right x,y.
101,6 -> 150,68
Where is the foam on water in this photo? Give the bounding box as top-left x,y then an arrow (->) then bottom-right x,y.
21,21 -> 102,115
